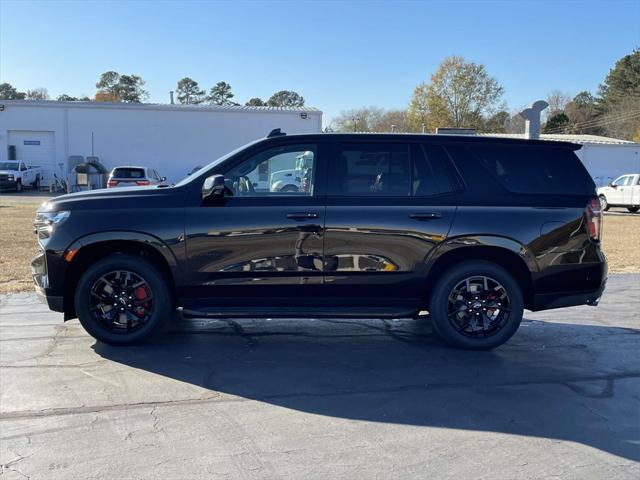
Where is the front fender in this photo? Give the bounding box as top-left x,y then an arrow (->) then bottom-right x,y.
67,230 -> 181,274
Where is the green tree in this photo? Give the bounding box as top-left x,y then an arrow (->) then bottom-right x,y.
408,56 -> 504,131
117,75 -> 148,103
245,97 -> 266,107
57,94 -> 77,101
95,71 -> 148,103
564,91 -> 602,134
483,110 -> 510,133
208,81 -> 235,105
0,83 -> 26,100
267,90 -> 305,107
96,71 -> 121,97
598,47 -> 640,107
544,112 -> 570,133
176,77 -> 205,104
26,88 -> 49,100
597,48 -> 640,140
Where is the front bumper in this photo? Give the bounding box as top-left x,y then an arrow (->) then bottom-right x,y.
32,249 -> 65,313
0,179 -> 18,191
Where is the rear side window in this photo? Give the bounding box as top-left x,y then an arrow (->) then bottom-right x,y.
112,168 -> 145,179
328,142 -> 451,197
459,144 -> 595,195
329,143 -> 411,196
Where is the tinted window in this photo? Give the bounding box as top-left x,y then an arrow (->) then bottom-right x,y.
224,144 -> 316,196
458,144 -> 594,195
112,168 -> 145,179
422,144 -> 455,194
329,143 -> 411,196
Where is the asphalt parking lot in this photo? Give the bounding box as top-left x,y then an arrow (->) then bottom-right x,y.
1,275 -> 639,479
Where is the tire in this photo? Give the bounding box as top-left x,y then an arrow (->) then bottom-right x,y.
627,206 -> 639,213
16,180 -> 22,192
599,195 -> 609,211
429,260 -> 524,350
281,184 -> 299,192
74,254 -> 172,345
32,176 -> 40,190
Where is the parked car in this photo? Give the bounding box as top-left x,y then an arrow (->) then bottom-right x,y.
107,166 -> 166,188
0,160 -> 42,191
597,173 -> 640,213
32,131 -> 607,349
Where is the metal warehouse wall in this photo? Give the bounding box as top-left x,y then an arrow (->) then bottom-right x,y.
0,102 -> 322,183
575,144 -> 640,187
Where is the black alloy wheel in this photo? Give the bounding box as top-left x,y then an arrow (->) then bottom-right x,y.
447,275 -> 511,338
89,270 -> 154,334
75,254 -> 171,345
429,261 -> 524,350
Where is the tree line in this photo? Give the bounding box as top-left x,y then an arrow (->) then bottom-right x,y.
0,71 -> 305,108
331,48 -> 639,141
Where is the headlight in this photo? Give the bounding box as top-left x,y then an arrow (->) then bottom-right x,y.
34,211 -> 70,237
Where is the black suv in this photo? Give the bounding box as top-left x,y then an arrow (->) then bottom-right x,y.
32,131 -> 607,349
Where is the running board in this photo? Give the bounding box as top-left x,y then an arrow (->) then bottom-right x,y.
180,306 -> 419,319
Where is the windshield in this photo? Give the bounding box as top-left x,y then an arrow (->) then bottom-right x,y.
0,162 -> 19,171
174,138 -> 265,187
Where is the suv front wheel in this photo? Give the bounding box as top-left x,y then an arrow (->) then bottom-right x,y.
429,261 -> 524,350
74,254 -> 172,345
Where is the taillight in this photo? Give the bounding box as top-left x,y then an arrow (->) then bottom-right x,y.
585,197 -> 602,241
107,179 -> 118,187
135,180 -> 150,186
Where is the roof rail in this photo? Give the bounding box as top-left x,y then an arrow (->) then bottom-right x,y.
267,128 -> 286,138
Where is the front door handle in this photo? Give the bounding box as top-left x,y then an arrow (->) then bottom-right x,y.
409,212 -> 442,220
286,212 -> 319,220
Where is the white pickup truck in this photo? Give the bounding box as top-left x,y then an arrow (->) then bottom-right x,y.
0,160 -> 43,192
597,173 -> 640,213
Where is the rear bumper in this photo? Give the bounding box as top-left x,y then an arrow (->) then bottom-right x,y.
532,255 -> 608,311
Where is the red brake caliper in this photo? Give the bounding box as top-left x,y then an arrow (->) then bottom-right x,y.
134,286 -> 148,318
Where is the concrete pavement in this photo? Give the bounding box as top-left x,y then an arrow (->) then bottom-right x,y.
1,275 -> 639,479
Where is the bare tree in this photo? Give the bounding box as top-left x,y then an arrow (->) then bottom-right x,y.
545,90 -> 572,118
26,88 -> 49,100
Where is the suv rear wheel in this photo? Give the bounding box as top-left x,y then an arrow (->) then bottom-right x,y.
74,254 -> 172,345
429,261 -> 524,350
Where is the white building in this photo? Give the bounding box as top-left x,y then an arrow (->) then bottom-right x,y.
482,133 -> 640,187
0,100 -> 322,184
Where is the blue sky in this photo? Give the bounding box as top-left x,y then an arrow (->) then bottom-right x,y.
1,0 -> 638,124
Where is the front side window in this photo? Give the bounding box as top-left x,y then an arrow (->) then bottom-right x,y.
329,143 -> 411,196
223,144 -> 316,197
612,176 -> 628,186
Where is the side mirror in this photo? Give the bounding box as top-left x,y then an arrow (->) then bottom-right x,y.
609,182 -> 616,188
202,174 -> 226,199
161,176 -> 167,182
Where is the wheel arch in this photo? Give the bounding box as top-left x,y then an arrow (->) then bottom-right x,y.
62,232 -> 180,320
424,236 -> 538,310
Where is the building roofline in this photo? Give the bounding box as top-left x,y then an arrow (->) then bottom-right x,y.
0,99 -> 322,115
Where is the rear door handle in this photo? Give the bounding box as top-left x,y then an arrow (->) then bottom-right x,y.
286,212 -> 319,220
409,212 -> 442,220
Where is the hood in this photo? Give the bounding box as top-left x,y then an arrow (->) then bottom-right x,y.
40,185 -> 178,211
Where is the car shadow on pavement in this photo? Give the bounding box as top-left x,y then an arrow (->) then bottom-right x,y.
93,315 -> 640,461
